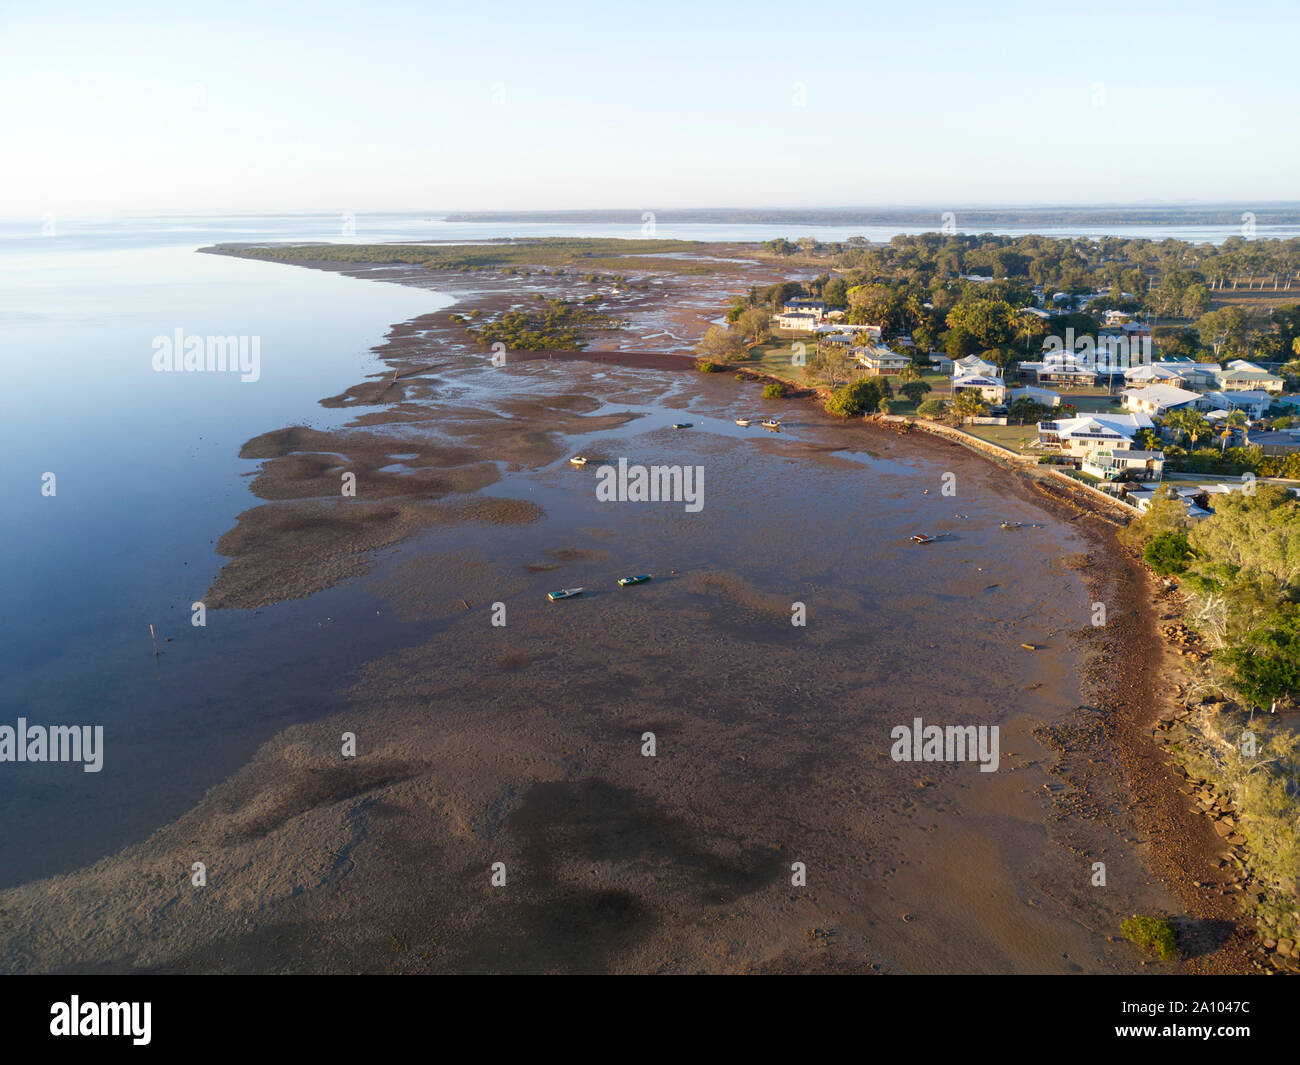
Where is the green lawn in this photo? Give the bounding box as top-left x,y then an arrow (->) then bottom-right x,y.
744,342 -> 823,389
961,422 -> 1042,453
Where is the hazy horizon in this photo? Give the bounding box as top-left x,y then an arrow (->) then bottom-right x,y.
5,0 -> 1298,215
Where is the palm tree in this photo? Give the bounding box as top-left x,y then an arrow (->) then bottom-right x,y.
1226,408 -> 1250,448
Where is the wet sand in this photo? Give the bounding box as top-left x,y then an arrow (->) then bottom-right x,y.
0,247 -> 1254,974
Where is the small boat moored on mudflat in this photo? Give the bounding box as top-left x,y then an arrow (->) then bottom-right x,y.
617,574 -> 652,586
760,418 -> 781,430
547,588 -> 584,600
569,456 -> 588,467
734,418 -> 751,427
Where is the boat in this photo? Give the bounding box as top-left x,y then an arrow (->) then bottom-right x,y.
547,588 -> 584,601
617,574 -> 652,587
1000,521 -> 1024,529
569,456 -> 588,467
760,418 -> 781,430
734,418 -> 751,427
910,533 -> 942,544
671,422 -> 693,430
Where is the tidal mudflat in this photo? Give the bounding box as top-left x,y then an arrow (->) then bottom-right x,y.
0,248 -> 1243,974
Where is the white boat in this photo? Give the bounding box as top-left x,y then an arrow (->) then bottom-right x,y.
760,418 -> 781,430
734,418 -> 751,427
569,456 -> 588,467
547,588 -> 584,601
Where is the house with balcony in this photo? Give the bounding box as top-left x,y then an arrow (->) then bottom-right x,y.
775,311 -> 820,333
1216,360 -> 1284,393
1081,448 -> 1165,482
854,345 -> 911,376
781,298 -> 825,322
1035,412 -> 1154,457
1197,389 -> 1271,421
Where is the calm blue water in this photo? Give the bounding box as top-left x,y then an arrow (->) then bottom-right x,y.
0,210 -> 1291,887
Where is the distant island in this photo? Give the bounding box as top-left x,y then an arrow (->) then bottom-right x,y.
442,204 -> 1300,228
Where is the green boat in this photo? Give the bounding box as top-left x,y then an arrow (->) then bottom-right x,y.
617,574 -> 652,587
671,422 -> 693,430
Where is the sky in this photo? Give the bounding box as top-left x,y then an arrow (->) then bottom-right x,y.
2,0 -> 1298,215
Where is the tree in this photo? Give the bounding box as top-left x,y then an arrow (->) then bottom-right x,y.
1144,531 -> 1193,575
1196,307 -> 1249,356
695,325 -> 747,362
1007,397 -> 1050,425
945,325 -> 978,359
1219,604 -> 1300,709
825,378 -> 886,418
1187,485 -> 1300,592
847,284 -> 900,328
901,380 -> 932,405
945,299 -> 1017,350
952,389 -> 989,419
916,397 -> 948,419
735,308 -> 771,346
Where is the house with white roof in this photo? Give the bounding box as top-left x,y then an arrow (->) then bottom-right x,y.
1035,412 -> 1154,457
1122,383 -> 1201,417
1216,361 -> 1284,393
951,354 -> 999,379
1124,362 -> 1219,389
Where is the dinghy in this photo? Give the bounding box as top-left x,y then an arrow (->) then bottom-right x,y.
547,588 -> 584,601
910,533 -> 942,544
617,575 -> 652,587
734,418 -> 751,427
569,456 -> 588,467
671,422 -> 693,430
760,418 -> 781,430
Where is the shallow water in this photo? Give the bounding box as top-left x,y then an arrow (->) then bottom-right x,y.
0,221 -> 1178,971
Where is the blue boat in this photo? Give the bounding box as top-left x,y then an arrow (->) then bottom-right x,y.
617,574 -> 652,587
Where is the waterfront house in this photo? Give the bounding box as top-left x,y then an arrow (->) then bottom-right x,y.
951,373 -> 1007,404
854,345 -> 911,376
775,311 -> 820,333
1081,448 -> 1165,482
1035,412 -> 1153,456
818,332 -> 856,350
781,298 -> 825,322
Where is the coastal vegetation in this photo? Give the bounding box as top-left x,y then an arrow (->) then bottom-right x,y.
463,297 -> 625,350
227,239 -> 717,276
1121,915 -> 1180,962
747,234 -> 1300,369
1127,485 -> 1300,937
825,378 -> 890,418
